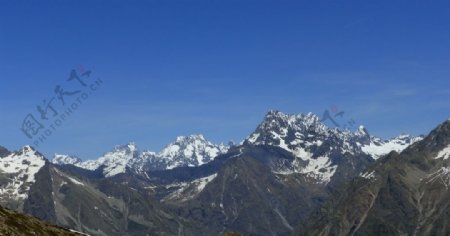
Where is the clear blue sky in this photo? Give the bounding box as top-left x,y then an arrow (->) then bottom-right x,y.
1,0 -> 450,160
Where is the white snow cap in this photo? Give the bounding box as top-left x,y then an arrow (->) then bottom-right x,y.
52,154 -> 82,165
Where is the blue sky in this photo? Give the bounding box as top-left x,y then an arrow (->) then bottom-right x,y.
1,0 -> 450,160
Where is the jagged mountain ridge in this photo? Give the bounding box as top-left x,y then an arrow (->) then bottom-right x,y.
244,111 -> 422,183
246,111 -> 421,159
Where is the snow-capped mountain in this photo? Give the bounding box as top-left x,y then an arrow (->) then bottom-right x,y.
246,111 -> 362,154
153,134 -> 229,169
0,146 -> 46,202
69,143 -> 140,177
52,154 -> 82,166
52,135 -> 229,177
245,111 -> 343,183
244,110 -> 422,183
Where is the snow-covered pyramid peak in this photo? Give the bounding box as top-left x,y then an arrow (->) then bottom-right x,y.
0,146 -> 46,201
76,142 -> 140,177
14,145 -> 44,159
158,134 -> 229,169
18,145 -> 39,156
8,146 -> 46,162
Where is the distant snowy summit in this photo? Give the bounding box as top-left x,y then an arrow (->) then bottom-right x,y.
52,135 -> 230,177
52,154 -> 82,165
143,134 -> 229,170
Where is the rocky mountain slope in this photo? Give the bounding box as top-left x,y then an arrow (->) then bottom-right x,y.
0,205 -> 83,235
298,119 -> 450,236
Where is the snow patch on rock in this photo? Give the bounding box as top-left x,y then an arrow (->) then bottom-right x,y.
360,170 -> 376,180
361,135 -> 422,160
54,169 -> 85,186
425,167 -> 450,189
163,174 -> 217,202
434,145 -> 450,160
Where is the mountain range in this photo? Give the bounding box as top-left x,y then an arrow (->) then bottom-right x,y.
1,110 -> 445,236
52,134 -> 230,177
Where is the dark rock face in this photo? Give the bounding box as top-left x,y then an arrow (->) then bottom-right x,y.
23,163 -> 57,223
0,146 -> 10,158
47,165 -> 185,236
172,146 -> 329,235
